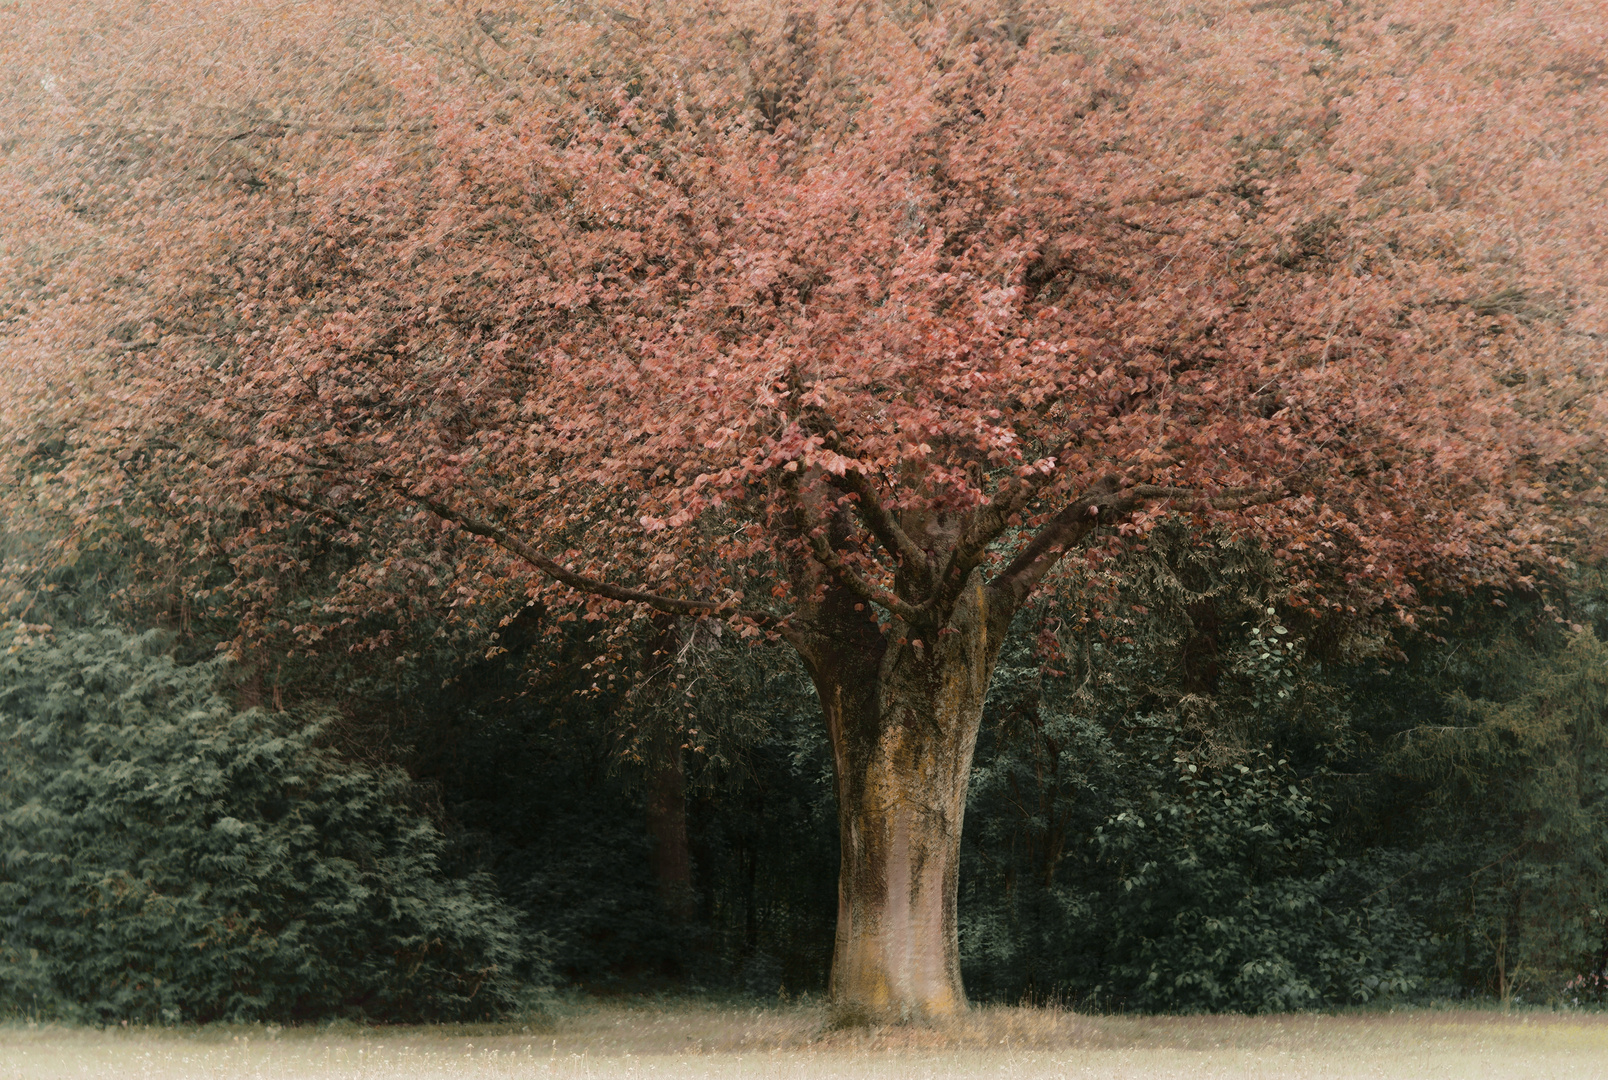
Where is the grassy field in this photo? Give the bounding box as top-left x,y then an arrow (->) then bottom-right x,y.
5,999 -> 1606,1079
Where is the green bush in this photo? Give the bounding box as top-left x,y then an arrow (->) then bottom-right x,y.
1080,745 -> 1427,1012
0,627 -> 534,1023
958,529 -> 1433,1012
961,697 -> 1430,1012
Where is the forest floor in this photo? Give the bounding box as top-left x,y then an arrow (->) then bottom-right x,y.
4,998 -> 1607,1079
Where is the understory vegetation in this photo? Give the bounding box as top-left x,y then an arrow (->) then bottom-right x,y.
0,627 -> 533,1024
5,527 -> 1606,1021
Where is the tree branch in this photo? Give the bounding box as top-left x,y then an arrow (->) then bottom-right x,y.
437,489 -> 804,644
803,522 -> 928,625
926,441 -> 1076,616
269,490 -> 353,529
308,458 -> 791,630
781,465 -> 928,626
281,441 -> 808,636
988,476 -> 1128,609
792,406 -> 934,592
408,488 -> 791,630
990,479 -> 1290,608
412,490 -> 727,616
1123,483 -> 1286,511
828,466 -> 933,591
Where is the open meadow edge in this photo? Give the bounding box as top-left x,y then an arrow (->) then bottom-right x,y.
6,1001 -> 1608,1079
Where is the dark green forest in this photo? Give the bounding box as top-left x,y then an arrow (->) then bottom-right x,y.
6,523 -> 1608,1023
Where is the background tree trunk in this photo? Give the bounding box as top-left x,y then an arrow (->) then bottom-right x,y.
646,737 -> 696,923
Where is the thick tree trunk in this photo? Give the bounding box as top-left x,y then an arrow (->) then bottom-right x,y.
800,577 -> 1008,1020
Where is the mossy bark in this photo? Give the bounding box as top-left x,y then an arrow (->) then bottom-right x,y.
798,575 -> 1009,1019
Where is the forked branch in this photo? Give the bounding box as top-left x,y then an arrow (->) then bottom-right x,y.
927,441 -> 1077,614
990,478 -> 1291,608
793,408 -> 933,591
988,475 -> 1126,609
782,463 -> 929,626
830,466 -> 933,591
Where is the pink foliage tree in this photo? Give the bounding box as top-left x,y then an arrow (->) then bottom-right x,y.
3,0 -> 1604,1015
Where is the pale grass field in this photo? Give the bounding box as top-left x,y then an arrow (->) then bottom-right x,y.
5,999 -> 1606,1079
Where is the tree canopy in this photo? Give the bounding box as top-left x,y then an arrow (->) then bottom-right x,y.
3,0 -> 1602,651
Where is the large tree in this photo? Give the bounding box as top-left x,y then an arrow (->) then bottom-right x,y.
3,0 -> 1604,1016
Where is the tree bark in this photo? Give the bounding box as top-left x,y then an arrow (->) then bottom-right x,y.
645,737 -> 696,923
798,575 -> 1010,1019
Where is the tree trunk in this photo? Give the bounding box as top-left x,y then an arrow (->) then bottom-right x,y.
799,576 -> 1009,1020
645,738 -> 696,922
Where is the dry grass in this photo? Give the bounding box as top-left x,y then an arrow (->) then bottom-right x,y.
5,999 -> 1607,1079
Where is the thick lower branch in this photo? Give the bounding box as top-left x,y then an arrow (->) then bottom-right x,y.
269,489 -> 353,529
990,479 -> 1292,607
930,442 -> 1079,615
413,490 -> 726,616
782,462 -> 929,626
384,479 -> 793,634
794,410 -> 935,599
803,525 -> 928,625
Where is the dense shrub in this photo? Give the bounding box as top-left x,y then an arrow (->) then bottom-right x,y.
961,643 -> 1430,1012
0,627 -> 535,1023
954,528 -> 1448,1011
957,550 -> 1608,1010
1082,745 -> 1427,1011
